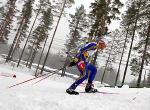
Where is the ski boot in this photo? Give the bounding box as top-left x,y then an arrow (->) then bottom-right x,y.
66,88 -> 79,95
85,83 -> 98,93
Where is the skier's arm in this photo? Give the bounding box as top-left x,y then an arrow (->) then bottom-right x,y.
79,43 -> 97,53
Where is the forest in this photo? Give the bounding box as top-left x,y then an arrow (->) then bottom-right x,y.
0,0 -> 150,88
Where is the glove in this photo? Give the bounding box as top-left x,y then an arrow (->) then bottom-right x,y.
68,57 -> 79,67
73,57 -> 79,63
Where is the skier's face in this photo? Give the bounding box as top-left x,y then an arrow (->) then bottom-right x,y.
97,41 -> 106,49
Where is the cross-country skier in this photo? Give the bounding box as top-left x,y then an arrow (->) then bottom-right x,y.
66,38 -> 108,95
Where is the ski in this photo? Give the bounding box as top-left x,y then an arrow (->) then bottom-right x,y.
79,91 -> 119,94
0,73 -> 16,78
8,68 -> 62,88
8,74 -> 47,88
96,91 -> 119,94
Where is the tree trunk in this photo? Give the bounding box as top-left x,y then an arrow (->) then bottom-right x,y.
35,35 -> 48,76
114,26 -> 129,87
6,17 -> 25,62
101,38 -> 115,84
143,70 -> 147,87
121,0 -> 142,86
39,0 -> 67,74
17,6 -> 41,67
28,47 -> 38,68
26,41 -> 35,67
137,22 -> 150,87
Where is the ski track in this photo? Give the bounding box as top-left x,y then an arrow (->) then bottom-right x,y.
0,63 -> 150,110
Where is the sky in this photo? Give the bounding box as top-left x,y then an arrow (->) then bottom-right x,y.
0,56 -> 150,110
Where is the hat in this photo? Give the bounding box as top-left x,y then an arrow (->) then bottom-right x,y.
99,38 -> 108,47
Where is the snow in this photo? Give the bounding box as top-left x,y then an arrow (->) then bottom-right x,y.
0,57 -> 150,110
122,85 -> 130,88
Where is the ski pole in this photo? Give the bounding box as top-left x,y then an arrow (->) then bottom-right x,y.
33,68 -> 62,85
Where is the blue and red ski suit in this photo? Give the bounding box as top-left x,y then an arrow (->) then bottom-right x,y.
69,42 -> 97,90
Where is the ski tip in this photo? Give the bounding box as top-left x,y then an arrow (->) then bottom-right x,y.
13,74 -> 16,78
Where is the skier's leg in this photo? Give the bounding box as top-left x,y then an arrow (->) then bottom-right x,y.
68,69 -> 88,90
87,64 -> 97,83
85,64 -> 97,92
66,67 -> 88,94
66,74 -> 88,95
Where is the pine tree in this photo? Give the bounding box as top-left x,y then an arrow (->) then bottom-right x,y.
30,4 -> 53,67
114,28 -> 129,86
5,0 -> 35,62
101,29 -> 124,85
122,0 -> 150,87
27,0 -> 53,70
132,0 -> 150,87
17,2 -> 42,67
88,0 -> 123,66
0,0 -> 17,42
130,58 -> 141,76
66,5 -> 88,50
118,2 -> 138,81
33,0 -> 53,76
39,0 -> 74,75
61,5 -> 88,76
52,0 -> 74,16
121,0 -> 142,86
137,23 -> 150,87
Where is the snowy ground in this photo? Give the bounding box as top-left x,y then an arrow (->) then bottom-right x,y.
0,58 -> 150,110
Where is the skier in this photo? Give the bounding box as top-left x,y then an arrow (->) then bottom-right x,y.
66,38 -> 108,95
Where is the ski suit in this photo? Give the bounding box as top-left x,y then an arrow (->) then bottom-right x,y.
69,42 -> 97,90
